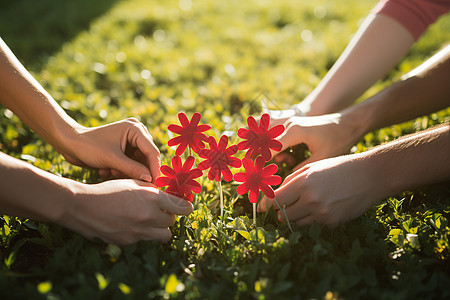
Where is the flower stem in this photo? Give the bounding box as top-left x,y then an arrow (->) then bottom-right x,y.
273,197 -> 294,233
253,203 -> 257,227
219,180 -> 224,219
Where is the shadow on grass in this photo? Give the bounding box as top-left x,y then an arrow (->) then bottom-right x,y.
0,0 -> 119,67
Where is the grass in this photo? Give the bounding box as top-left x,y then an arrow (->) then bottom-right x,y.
1,0 -> 449,298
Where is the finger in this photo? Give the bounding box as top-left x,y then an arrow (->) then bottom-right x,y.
278,199 -> 311,223
110,168 -> 125,178
98,169 -> 112,178
157,190 -> 194,216
143,227 -> 172,243
294,215 -> 317,227
292,156 -> 315,172
127,122 -> 161,182
274,173 -> 304,208
270,126 -> 304,158
257,196 -> 273,213
112,154 -> 154,182
152,211 -> 176,228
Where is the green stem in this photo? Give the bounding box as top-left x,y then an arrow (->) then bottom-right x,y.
219,180 -> 224,219
273,197 -> 294,233
253,203 -> 257,227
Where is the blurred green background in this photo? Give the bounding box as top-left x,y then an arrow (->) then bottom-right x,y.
0,0 -> 449,299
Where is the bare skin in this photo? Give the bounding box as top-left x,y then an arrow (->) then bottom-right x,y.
0,37 -> 192,245
258,12 -> 450,226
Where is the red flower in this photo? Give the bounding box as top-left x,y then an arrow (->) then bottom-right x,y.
198,135 -> 242,182
168,112 -> 211,155
156,156 -> 203,202
234,156 -> 282,203
237,113 -> 284,161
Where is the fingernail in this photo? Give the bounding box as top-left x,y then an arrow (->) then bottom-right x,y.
140,173 -> 152,182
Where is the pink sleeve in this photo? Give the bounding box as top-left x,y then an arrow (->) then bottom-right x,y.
372,0 -> 450,40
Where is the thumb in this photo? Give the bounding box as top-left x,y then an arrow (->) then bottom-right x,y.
270,129 -> 304,158
113,153 -> 154,182
158,191 -> 194,216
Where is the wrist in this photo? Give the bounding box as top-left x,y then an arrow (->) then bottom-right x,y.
337,106 -> 370,146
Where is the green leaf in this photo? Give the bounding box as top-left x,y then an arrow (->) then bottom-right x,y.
236,230 -> 251,240
37,281 -> 52,294
118,282 -> 131,294
309,222 -> 321,240
96,273 -> 109,290
165,274 -> 179,294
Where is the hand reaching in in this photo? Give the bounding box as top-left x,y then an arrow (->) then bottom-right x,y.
271,113 -> 362,170
58,118 -> 161,183
258,154 -> 385,227
61,179 -> 193,245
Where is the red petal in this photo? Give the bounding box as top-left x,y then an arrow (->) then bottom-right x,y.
242,158 -> 255,172
260,114 -> 270,131
233,172 -> 248,182
267,139 -> 282,150
255,156 -> 265,170
190,112 -> 201,126
207,136 -> 218,147
236,182 -> 250,195
237,128 -> 250,138
248,190 -> 259,203
185,192 -> 193,202
259,184 -> 275,199
178,112 -> 189,127
225,145 -> 238,156
247,116 -> 259,132
167,124 -> 184,134
183,156 -> 195,172
229,157 -> 242,168
189,168 -> 203,179
237,140 -> 251,150
175,142 -> 188,156
260,148 -> 272,162
262,175 -> 282,186
172,156 -> 182,172
268,124 -> 284,138
198,160 -> 211,170
218,135 -> 228,149
196,124 -> 211,132
190,181 -> 202,193
261,164 -> 278,176
208,167 -> 219,181
221,168 -> 233,182
168,136 -> 184,146
160,165 -> 176,176
156,176 -> 170,187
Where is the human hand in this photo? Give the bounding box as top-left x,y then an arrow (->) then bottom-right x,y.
61,179 -> 193,245
59,118 -> 160,183
258,154 -> 385,227
270,113 -> 361,170
262,103 -> 306,128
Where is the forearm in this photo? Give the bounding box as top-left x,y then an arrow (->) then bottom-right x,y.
0,38 -> 82,151
300,14 -> 414,116
360,124 -> 450,196
0,151 -> 74,223
340,45 -> 450,137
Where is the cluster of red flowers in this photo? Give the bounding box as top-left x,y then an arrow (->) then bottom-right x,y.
156,112 -> 284,205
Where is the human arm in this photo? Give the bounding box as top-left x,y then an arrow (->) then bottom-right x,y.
269,0 -> 450,123
0,151 -> 193,245
272,44 -> 450,170
0,37 -> 160,182
262,124 -> 450,227
297,13 -> 414,116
